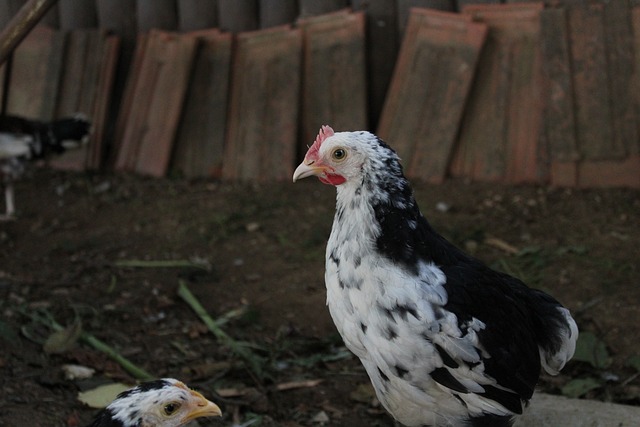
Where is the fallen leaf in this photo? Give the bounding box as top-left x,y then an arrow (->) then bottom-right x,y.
44,319 -> 82,354
78,383 -> 133,408
561,377 -> 602,398
485,236 -> 519,254
572,331 -> 612,369
349,383 -> 376,404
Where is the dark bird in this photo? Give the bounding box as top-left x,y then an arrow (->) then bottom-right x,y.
87,378 -> 222,427
293,126 -> 578,427
0,114 -> 91,219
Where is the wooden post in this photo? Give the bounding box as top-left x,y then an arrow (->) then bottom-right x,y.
299,0 -> 347,18
217,0 -> 258,32
178,0 -> 218,31
0,0 -> 58,66
137,0 -> 178,32
260,0 -> 297,28
58,0 -> 97,29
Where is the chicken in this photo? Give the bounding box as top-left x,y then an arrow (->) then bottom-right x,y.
87,378 -> 222,427
293,126 -> 578,427
0,114 -> 91,219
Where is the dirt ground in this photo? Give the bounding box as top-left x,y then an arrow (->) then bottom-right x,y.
1,168 -> 638,427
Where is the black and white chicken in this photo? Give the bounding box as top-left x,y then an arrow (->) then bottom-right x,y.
0,114 -> 91,219
87,378 -> 222,427
293,126 -> 578,427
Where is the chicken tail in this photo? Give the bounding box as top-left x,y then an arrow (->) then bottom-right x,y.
528,289 -> 578,375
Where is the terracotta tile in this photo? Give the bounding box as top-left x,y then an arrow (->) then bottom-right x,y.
540,8 -> 579,163
116,31 -> 197,176
7,26 -> 66,120
55,31 -> 90,118
298,10 -> 367,155
566,3 -> 617,160
51,30 -> 119,171
396,1 -> 455,35
550,161 -> 578,188
83,35 -> 118,170
578,157 -> 640,188
132,31 -> 198,177
604,1 -> 637,160
172,30 -> 232,178
113,34 -> 149,170
378,8 -> 486,184
631,6 -> 640,156
456,3 -> 545,183
223,25 -> 302,182
48,30 -> 90,170
627,5 -> 640,159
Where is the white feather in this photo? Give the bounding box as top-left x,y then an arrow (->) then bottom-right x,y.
540,307 -> 579,375
0,133 -> 32,159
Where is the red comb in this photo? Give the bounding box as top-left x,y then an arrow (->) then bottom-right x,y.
307,125 -> 334,158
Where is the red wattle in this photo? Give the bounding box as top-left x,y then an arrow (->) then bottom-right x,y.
319,174 -> 346,186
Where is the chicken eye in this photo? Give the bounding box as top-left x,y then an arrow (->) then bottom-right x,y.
163,402 -> 181,416
332,148 -> 347,161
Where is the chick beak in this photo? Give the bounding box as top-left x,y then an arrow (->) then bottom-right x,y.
293,160 -> 327,182
183,390 -> 222,422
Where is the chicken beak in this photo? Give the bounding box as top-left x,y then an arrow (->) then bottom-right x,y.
293,160 -> 326,182
183,390 -> 222,422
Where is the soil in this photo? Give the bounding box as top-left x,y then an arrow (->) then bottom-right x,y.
1,168 -> 639,427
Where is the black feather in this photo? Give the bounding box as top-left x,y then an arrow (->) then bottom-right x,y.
429,367 -> 468,393
86,408 -> 124,427
85,380 -> 172,427
434,343 -> 459,369
366,140 -> 568,405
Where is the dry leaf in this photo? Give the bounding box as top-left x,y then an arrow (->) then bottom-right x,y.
44,319 -> 82,354
78,383 -> 133,408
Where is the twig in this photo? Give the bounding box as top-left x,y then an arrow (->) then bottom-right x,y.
177,280 -> 265,380
485,236 -> 519,255
216,379 -> 323,398
214,305 -> 249,328
114,259 -> 209,270
274,379 -> 324,391
574,296 -> 604,315
21,309 -> 154,380
78,332 -> 154,380
621,372 -> 640,387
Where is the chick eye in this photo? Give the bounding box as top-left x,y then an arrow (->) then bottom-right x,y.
332,148 -> 347,161
163,402 -> 181,416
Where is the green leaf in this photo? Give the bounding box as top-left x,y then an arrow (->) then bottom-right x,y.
572,331 -> 612,369
626,355 -> 640,372
561,377 -> 602,398
78,383 -> 133,408
0,319 -> 20,346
